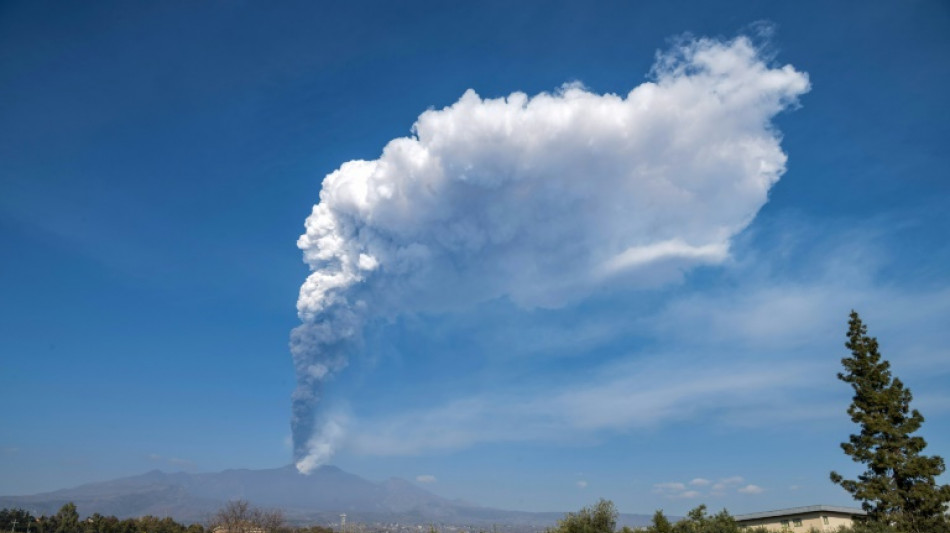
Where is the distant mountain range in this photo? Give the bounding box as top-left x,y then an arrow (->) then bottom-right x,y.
0,465 -> 652,529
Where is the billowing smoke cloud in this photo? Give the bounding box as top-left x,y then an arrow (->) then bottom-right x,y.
290,35 -> 810,473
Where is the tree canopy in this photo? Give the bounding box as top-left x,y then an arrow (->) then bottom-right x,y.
830,311 -> 950,533
545,499 -> 618,533
208,500 -> 284,533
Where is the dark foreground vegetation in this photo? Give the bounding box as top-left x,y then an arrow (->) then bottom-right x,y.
3,312 -> 947,533
0,504 -> 205,533
0,502 -> 333,533
545,499 -> 946,533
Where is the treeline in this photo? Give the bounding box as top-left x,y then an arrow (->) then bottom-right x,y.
0,503 -> 335,533
0,505 -> 204,533
545,499 -> 945,533
545,499 -> 768,533
546,500 -> 783,533
206,500 -> 332,533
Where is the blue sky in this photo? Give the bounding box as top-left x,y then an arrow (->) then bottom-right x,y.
1,0 -> 949,517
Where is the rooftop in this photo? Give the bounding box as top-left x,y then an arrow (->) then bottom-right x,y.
734,505 -> 867,522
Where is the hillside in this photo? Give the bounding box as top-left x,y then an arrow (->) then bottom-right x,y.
0,465 -> 652,528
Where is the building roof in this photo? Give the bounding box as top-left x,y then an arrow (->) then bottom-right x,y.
734,505 -> 867,522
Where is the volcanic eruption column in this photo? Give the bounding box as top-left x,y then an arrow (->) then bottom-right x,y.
290,35 -> 810,473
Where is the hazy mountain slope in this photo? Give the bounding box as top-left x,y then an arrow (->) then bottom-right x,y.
0,465 -> 652,528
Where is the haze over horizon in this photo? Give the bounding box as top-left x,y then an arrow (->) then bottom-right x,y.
2,0 -> 949,517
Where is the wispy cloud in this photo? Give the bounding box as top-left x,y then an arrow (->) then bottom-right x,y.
343,268 -> 949,458
653,475 -> 756,500
348,360 -> 811,456
416,474 -> 437,483
738,484 -> 765,494
653,481 -> 709,499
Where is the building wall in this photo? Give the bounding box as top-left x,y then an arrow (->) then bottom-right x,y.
737,511 -> 855,532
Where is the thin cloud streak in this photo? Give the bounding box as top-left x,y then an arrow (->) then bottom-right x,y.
348,361 -> 814,456
343,244 -> 950,457
653,477 -> 752,500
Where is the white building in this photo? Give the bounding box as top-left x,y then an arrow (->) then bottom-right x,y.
734,505 -> 866,531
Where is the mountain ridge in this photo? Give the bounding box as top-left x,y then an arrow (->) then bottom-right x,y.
0,465 -> 652,528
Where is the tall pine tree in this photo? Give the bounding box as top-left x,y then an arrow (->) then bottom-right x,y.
830,311 -> 950,532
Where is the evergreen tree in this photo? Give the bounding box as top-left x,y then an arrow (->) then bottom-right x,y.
830,311 -> 950,533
